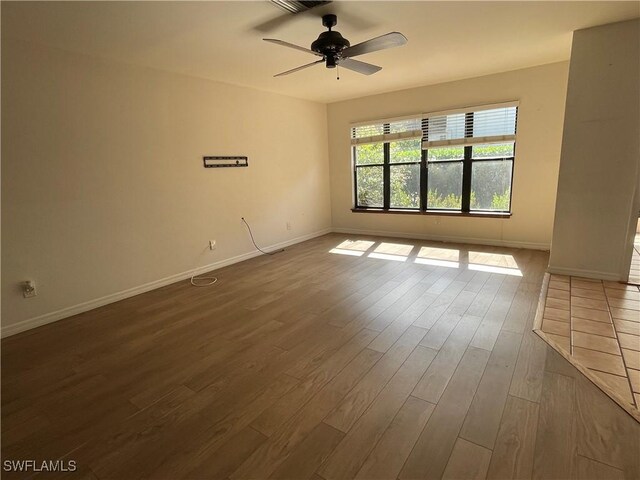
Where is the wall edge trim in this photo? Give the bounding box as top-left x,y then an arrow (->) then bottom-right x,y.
1,228 -> 332,338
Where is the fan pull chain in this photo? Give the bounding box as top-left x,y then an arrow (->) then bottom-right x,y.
337,65 -> 340,81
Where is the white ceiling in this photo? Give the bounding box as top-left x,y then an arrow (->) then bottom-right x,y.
2,1 -> 639,103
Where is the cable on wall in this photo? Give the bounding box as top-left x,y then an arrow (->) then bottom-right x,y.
242,217 -> 284,256
190,217 -> 281,287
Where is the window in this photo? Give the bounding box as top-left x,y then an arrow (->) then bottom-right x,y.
352,102 -> 518,214
353,117 -> 422,209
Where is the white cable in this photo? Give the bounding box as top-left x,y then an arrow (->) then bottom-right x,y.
190,273 -> 218,287
241,217 -> 284,255
190,216 -> 279,287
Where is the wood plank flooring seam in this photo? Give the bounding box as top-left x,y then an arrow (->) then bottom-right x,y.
4,235 -> 640,480
323,335 -> 426,433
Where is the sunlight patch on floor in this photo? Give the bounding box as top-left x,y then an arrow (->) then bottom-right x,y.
369,252 -> 408,262
415,258 -> 460,268
415,246 -> 460,268
329,239 -> 375,257
329,240 -> 522,276
375,242 -> 414,256
469,251 -> 519,268
469,263 -> 522,276
418,246 -> 460,261
468,251 -> 521,276
330,248 -> 365,256
368,242 -> 412,262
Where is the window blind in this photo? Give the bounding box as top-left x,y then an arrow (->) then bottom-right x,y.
350,117 -> 422,146
421,102 -> 518,149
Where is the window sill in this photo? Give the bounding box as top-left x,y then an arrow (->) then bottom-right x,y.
351,208 -> 511,219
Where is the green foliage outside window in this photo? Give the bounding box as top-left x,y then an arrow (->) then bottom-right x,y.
355,142 -> 513,211
390,164 -> 420,208
355,143 -> 383,165
356,166 -> 383,207
427,190 -> 463,209
427,146 -> 464,161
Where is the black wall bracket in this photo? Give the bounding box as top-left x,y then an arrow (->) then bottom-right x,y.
203,156 -> 248,168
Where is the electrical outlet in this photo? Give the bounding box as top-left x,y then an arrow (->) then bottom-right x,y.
209,240 -> 216,250
286,222 -> 292,231
22,280 -> 37,298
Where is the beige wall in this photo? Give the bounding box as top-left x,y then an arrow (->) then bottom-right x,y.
0,41 -> 576,336
549,19 -> 640,280
1,38 -> 331,335
327,62 -> 569,250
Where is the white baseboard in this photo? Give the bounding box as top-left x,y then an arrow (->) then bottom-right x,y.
547,266 -> 621,281
1,228 -> 332,338
332,227 -> 550,251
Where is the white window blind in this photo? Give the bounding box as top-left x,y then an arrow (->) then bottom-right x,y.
350,117 -> 422,146
421,102 -> 518,149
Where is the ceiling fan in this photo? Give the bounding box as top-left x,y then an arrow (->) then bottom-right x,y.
264,14 -> 407,77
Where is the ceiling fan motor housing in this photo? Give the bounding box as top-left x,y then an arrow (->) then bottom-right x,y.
311,14 -> 350,68
311,31 -> 350,67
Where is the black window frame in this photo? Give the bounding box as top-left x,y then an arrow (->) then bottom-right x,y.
353,139 -> 386,209
353,107 -> 517,216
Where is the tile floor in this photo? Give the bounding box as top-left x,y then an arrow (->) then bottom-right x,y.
629,233 -> 640,285
535,274 -> 640,419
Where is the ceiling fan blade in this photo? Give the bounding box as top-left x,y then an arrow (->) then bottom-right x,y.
264,38 -> 323,57
269,0 -> 331,14
338,58 -> 382,75
274,59 -> 324,77
341,32 -> 407,58
253,1 -> 332,33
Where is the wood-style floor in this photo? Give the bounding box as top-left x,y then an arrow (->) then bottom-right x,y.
2,233 -> 639,480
